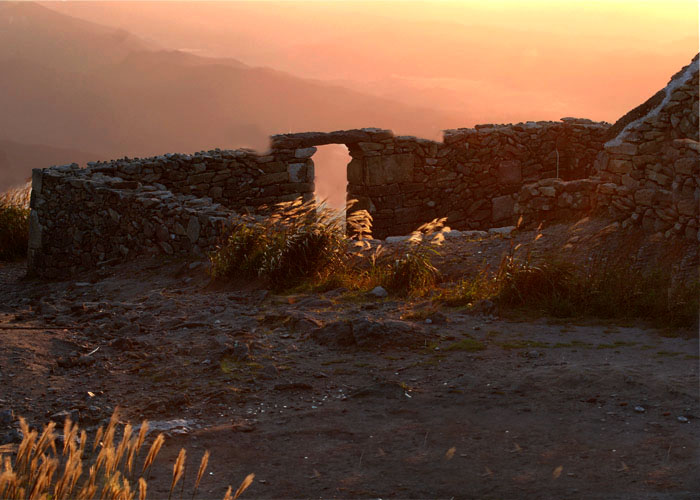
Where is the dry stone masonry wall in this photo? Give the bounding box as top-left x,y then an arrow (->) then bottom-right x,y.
28,147 -> 315,278
27,54 -> 699,277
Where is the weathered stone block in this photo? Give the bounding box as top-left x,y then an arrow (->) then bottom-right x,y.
187,216 -> 201,243
634,189 -> 655,206
357,142 -> 383,152
607,143 -> 638,155
492,195 -> 515,221
498,160 -> 522,184
365,154 -> 414,185
539,186 -> 557,197
677,198 -> 698,216
347,159 -> 364,185
674,157 -> 698,175
256,172 -> 288,186
608,159 -> 632,175
28,210 -> 42,249
294,147 -> 317,159
287,163 -> 306,183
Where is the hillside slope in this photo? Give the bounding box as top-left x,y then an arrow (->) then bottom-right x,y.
0,1 -> 458,189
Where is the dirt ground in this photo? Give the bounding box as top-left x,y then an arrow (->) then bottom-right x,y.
0,221 -> 698,499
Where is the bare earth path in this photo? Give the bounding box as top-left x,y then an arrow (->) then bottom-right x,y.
0,230 -> 698,498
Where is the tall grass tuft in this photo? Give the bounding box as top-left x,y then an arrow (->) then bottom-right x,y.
211,200 -> 448,296
0,182 -> 31,260
0,411 -> 254,500
383,218 -> 446,296
211,198 -> 348,290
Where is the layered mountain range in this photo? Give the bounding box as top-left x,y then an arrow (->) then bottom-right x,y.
0,1 -> 457,191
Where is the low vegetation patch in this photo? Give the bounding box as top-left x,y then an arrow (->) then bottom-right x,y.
444,337 -> 486,352
441,238 -> 699,329
211,198 -> 697,328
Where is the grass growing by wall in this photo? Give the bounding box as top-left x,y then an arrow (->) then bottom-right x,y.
0,184 -> 31,261
440,239 -> 699,329
210,199 -> 447,296
211,197 -> 697,328
210,199 -> 348,290
0,410 -> 254,500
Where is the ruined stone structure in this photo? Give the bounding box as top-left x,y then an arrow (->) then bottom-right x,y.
28,55 -> 699,278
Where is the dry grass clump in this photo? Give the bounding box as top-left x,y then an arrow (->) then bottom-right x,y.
0,411 -> 254,500
211,198 -> 696,326
0,182 -> 31,210
382,218 -> 446,296
210,198 -> 446,295
0,183 -> 31,261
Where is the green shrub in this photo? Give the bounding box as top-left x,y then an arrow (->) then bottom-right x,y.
263,224 -> 345,288
385,249 -> 439,296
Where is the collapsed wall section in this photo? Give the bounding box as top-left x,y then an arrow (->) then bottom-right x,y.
593,54 -> 699,240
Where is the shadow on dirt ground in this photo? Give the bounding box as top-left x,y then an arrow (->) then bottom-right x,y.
0,221 -> 698,498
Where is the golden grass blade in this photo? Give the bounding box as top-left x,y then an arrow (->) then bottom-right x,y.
119,475 -> 131,500
222,486 -> 233,500
79,430 -> 87,458
93,426 -> 105,453
232,473 -> 255,500
114,423 -> 132,472
142,433 -> 165,477
63,418 -> 73,456
66,459 -> 84,499
192,450 -> 209,500
16,428 -> 37,475
138,477 -> 147,500
168,448 -> 186,500
0,470 -> 18,500
127,422 -> 149,476
103,410 -> 120,451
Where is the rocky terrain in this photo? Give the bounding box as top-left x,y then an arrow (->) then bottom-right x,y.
1,220 -> 698,499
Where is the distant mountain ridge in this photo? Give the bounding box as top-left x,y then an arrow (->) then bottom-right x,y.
0,139 -> 98,192
0,2 -> 458,190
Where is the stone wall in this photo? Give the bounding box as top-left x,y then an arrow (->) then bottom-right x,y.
84,147 -> 315,212
27,54 -> 697,278
28,164 -> 236,278
349,119 -> 608,238
272,119 -> 608,239
27,121 -> 609,277
27,145 -> 317,278
514,178 -> 598,225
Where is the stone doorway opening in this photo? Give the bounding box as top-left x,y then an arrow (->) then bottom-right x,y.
311,144 -> 351,211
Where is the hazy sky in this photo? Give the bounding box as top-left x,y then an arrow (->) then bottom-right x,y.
2,0 -> 697,199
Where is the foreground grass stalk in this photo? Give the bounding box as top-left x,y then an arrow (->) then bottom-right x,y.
0,411 -> 254,500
